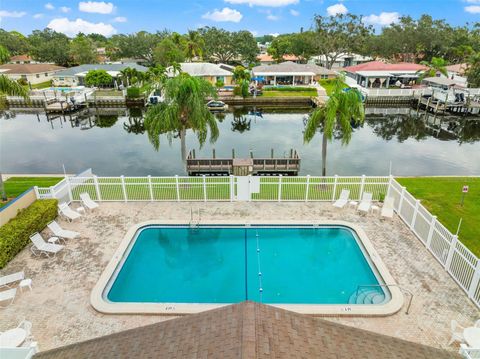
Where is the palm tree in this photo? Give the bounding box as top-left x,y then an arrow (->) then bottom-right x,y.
417,57 -> 448,80
144,73 -> 218,162
185,30 -> 204,62
303,76 -> 364,176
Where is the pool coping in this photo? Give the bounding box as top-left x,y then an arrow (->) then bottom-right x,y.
90,220 -> 404,316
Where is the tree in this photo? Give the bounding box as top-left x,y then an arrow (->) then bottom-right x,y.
467,53 -> 480,87
70,34 -> 97,65
28,29 -> 71,66
184,30 -> 204,61
417,57 -> 448,80
0,30 -> 30,55
232,31 -> 258,64
233,65 -> 250,98
267,36 -> 292,63
110,31 -> 164,66
85,70 -> 113,87
313,14 -> 373,69
0,75 -> 29,97
303,76 -> 364,176
144,73 -> 218,161
0,45 -> 10,64
153,38 -> 185,66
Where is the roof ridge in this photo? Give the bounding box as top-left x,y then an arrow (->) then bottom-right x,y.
240,301 -> 257,359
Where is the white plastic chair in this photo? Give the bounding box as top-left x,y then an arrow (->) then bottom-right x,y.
381,197 -> 395,219
47,220 -> 80,240
448,320 -> 465,345
333,189 -> 350,209
0,288 -> 17,307
18,320 -> 33,342
58,203 -> 81,222
0,271 -> 25,288
358,192 -> 373,213
80,193 -> 99,211
29,233 -> 64,258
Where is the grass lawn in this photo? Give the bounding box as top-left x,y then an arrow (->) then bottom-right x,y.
396,177 -> 480,256
262,90 -> 318,97
94,89 -> 124,97
319,80 -> 349,96
1,177 -> 63,208
30,81 -> 52,89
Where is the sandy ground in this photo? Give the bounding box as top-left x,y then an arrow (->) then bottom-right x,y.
0,201 -> 478,353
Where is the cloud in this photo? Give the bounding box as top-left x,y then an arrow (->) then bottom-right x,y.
465,0 -> 480,3
113,16 -> 127,22
47,17 -> 117,36
45,3 -> 55,10
326,3 -> 347,16
269,32 -> 279,37
0,10 -> 27,18
250,30 -> 258,36
267,14 -> 279,20
465,5 -> 480,13
79,1 -> 115,14
224,0 -> 298,7
202,7 -> 243,22
363,12 -> 400,26
289,9 -> 300,16
33,13 -> 44,19
60,6 -> 71,13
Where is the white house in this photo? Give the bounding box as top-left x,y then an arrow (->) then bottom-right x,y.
310,53 -> 372,69
0,63 -> 64,85
252,61 -> 336,86
166,62 -> 234,86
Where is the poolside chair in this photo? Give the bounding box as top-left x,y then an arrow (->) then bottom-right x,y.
448,320 -> 465,345
381,197 -> 395,219
80,193 -> 99,211
0,288 -> 17,307
18,320 -> 33,342
333,189 -> 350,209
47,220 -> 80,241
58,203 -> 81,222
29,233 -> 64,258
0,271 -> 25,289
358,192 -> 373,214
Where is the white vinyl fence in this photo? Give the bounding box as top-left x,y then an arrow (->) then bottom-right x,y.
36,171 -> 480,309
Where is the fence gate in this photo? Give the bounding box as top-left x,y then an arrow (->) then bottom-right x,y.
234,176 -> 260,201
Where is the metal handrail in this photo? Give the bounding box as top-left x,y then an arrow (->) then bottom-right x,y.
355,283 -> 413,315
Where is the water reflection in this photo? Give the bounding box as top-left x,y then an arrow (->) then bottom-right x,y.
1,106 -> 479,176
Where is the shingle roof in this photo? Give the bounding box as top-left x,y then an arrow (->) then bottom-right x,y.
446,63 -> 469,74
344,60 -> 427,73
9,54 -> 33,62
167,62 -> 233,77
253,61 -> 335,75
53,63 -> 148,77
33,301 -> 459,359
257,54 -> 300,62
0,63 -> 64,74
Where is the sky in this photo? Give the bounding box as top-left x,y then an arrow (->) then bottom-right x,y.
0,0 -> 479,38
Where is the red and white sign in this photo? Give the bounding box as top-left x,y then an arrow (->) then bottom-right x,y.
462,185 -> 469,193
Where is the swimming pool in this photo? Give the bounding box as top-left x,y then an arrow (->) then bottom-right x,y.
91,221 -> 403,315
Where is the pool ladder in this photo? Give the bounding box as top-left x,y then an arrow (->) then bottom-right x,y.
189,207 -> 201,229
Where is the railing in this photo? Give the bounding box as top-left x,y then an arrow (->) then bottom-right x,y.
35,172 -> 480,309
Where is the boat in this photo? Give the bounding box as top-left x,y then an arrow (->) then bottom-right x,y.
206,100 -> 228,111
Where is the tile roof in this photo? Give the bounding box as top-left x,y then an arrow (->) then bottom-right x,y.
33,302 -> 459,359
257,54 -> 300,62
9,54 -> 33,62
0,63 -> 64,74
446,63 -> 469,74
344,60 -> 428,73
53,63 -> 148,77
253,61 -> 336,75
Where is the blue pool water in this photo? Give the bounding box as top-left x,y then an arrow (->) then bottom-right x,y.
107,225 -> 386,305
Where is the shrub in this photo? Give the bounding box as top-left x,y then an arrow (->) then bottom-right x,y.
126,86 -> 141,98
215,79 -> 224,88
233,85 -> 242,97
0,199 -> 58,268
263,86 -> 313,92
17,78 -> 28,86
85,69 -> 113,87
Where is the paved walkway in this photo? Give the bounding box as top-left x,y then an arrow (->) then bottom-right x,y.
0,202 -> 477,353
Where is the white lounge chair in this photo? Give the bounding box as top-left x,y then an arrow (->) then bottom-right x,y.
333,189 -> 350,209
0,271 -> 25,289
381,197 -> 395,219
29,233 -> 64,257
358,192 -> 373,213
448,320 -> 465,345
18,320 -> 33,342
47,220 -> 80,241
58,203 -> 81,222
0,288 -> 17,307
80,192 -> 99,211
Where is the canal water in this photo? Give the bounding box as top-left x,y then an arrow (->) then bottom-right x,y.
1,106 -> 479,176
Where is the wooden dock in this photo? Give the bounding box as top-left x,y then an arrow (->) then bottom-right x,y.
186,149 -> 301,176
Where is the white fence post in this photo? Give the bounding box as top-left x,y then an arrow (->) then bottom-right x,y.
65,177 -> 73,202
359,175 -> 366,200
332,175 -> 338,201
397,187 -> 406,214
305,175 -> 310,202
278,175 -> 282,202
230,175 -> 234,202
468,261 -> 480,299
410,200 -> 420,229
386,175 -> 393,199
175,175 -> 180,202
148,175 -> 153,201
426,216 -> 437,248
203,175 -> 207,202
34,186 -> 39,199
120,175 -> 127,202
93,175 -> 101,201
445,235 -> 458,270
49,187 -> 55,199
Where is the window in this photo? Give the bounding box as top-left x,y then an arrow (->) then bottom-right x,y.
21,75 -> 27,79
36,74 -> 40,78
45,73 -> 48,77
59,77 -> 64,81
